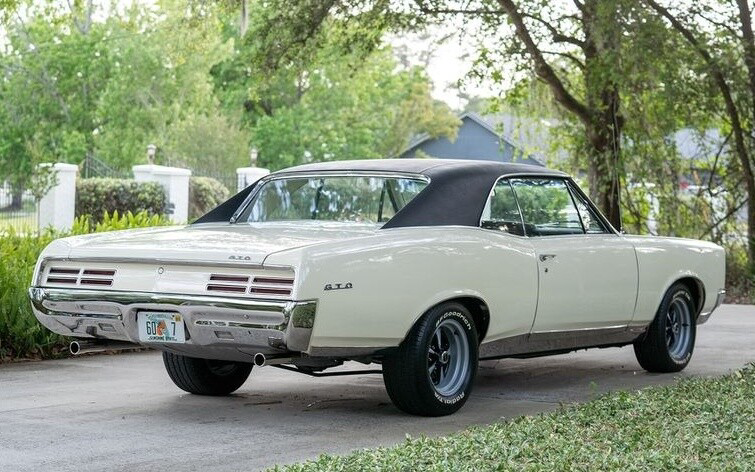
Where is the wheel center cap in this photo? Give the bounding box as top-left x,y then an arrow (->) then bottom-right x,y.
440,351 -> 450,364
673,322 -> 680,334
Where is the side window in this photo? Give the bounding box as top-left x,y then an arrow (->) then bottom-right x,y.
568,183 -> 608,234
480,180 -> 525,236
510,178 -> 584,236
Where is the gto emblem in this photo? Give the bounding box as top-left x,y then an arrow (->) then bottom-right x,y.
324,282 -> 353,291
228,255 -> 252,261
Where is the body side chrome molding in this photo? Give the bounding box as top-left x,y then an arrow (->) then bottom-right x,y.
478,325 -> 646,360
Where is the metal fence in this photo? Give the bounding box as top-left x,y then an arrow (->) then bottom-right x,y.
192,170 -> 238,193
0,181 -> 38,232
81,154 -> 130,179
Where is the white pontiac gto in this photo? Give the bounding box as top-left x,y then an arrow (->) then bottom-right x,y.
29,159 -> 725,416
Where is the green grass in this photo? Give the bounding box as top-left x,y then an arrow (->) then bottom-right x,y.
271,366 -> 755,471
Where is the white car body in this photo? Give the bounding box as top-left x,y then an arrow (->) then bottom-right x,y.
29,159 -> 725,384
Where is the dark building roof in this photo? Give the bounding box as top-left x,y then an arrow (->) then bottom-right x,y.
397,112 -> 544,166
196,159 -> 565,227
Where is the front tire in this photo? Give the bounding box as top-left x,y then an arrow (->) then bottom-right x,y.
383,302 -> 478,416
634,282 -> 697,373
162,351 -> 253,395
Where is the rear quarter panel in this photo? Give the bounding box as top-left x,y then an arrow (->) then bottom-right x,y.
625,236 -> 725,324
264,226 -> 538,352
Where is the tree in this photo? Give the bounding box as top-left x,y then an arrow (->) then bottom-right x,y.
233,1 -> 640,227
0,0 -> 247,180
211,4 -> 459,169
642,0 -> 755,272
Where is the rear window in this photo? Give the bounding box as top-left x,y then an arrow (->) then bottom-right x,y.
238,175 -> 428,224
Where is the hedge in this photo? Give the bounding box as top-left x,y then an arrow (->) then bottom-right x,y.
189,176 -> 230,221
0,211 -> 171,362
76,178 -> 167,222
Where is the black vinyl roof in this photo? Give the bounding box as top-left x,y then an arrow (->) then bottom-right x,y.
195,159 -> 568,228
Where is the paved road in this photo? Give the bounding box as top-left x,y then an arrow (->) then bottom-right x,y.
2,305 -> 753,472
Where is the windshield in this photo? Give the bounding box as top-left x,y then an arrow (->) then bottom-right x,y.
238,175 -> 428,224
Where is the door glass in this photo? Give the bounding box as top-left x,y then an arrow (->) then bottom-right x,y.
480,180 -> 525,236
568,184 -> 608,233
510,178 -> 584,236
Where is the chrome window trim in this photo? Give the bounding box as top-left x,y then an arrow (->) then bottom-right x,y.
508,176 -> 586,238
230,171 -> 431,224
479,174 -> 619,238
564,178 -> 618,235
564,179 -> 613,235
478,176 -> 528,237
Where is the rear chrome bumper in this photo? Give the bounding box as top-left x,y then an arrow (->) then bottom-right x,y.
697,289 -> 726,325
28,287 -> 316,360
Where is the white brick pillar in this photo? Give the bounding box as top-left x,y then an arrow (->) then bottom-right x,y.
236,166 -> 270,192
38,163 -> 78,231
132,164 -> 191,224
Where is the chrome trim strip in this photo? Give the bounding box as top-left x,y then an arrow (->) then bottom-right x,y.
230,171 -> 431,224
29,287 -> 296,316
479,325 -> 645,359
697,289 -> 726,325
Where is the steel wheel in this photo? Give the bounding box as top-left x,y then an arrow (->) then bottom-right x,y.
634,282 -> 697,373
665,296 -> 693,361
382,302 -> 478,416
427,318 -> 471,397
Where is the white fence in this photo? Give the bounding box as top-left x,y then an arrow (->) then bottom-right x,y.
33,163 -> 270,231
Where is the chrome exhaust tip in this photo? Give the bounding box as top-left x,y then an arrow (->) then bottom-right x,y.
69,340 -> 137,356
253,352 -> 293,367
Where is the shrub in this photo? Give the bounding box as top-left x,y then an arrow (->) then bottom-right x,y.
189,176 -> 230,221
76,178 -> 167,222
0,211 -> 171,362
724,243 -> 754,304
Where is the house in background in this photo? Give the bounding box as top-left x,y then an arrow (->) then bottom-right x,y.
398,112 -> 545,166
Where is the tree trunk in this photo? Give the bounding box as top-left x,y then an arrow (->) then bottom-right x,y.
583,0 -> 623,229
240,0 -> 249,37
586,110 -> 622,229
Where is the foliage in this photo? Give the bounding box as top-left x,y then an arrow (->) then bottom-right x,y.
0,211 -> 170,362
189,176 -> 230,221
272,365 -> 755,471
76,178 -> 167,223
0,0 -> 247,182
211,4 -> 459,170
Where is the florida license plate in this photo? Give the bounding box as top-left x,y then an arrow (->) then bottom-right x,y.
137,312 -> 185,343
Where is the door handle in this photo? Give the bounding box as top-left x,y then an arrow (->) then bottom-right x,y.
539,254 -> 557,262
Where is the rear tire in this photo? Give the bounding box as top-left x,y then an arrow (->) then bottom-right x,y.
634,282 -> 696,373
383,302 -> 478,416
162,351 -> 253,395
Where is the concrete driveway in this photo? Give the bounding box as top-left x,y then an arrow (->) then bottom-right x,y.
2,304 -> 753,472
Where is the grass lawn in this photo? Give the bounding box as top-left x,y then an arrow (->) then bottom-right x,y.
272,365 -> 755,471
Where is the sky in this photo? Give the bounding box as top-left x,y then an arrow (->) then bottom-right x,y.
390,23 -> 498,110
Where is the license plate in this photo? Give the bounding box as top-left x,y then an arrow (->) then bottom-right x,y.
137,312 -> 185,343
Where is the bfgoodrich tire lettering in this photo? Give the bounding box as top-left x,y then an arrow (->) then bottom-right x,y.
162,351 -> 253,396
382,302 -> 478,416
634,282 -> 697,373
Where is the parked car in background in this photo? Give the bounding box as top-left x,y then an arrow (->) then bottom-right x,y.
29,159 -> 725,416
